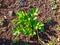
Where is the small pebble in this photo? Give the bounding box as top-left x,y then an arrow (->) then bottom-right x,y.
41,41 -> 45,44
47,5 -> 51,9
20,1 -> 24,6
4,16 -> 7,19
56,0 -> 59,3
8,11 -> 13,16
57,9 -> 60,12
3,39 -> 6,42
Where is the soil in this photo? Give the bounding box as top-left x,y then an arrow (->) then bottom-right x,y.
0,0 -> 60,45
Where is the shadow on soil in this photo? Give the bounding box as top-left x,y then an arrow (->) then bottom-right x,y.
0,38 -> 40,45
38,20 -> 58,43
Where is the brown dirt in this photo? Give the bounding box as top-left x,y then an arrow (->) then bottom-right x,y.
0,0 -> 60,45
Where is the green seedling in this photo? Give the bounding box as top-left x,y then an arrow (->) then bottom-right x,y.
52,4 -> 57,10
46,17 -> 52,23
11,8 -> 44,37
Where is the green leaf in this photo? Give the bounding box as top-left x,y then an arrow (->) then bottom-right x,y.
26,20 -> 31,27
33,17 -> 37,20
11,19 -> 20,24
33,31 -> 36,35
11,19 -> 17,24
33,20 -> 39,29
20,28 -> 25,34
16,11 -> 25,16
24,14 -> 29,19
27,8 -> 38,17
13,28 -> 20,35
39,22 -> 44,26
13,28 -> 17,32
40,26 -> 44,32
16,11 -> 25,20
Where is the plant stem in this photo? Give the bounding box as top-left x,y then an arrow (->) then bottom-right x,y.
36,30 -> 39,45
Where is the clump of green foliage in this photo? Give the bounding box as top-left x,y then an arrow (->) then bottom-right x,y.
11,8 -> 44,36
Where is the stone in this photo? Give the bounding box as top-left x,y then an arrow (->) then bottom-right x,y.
56,0 -> 59,3
20,1 -> 24,6
4,16 -> 7,19
8,11 -> 13,16
47,5 -> 51,9
1,4 -> 8,8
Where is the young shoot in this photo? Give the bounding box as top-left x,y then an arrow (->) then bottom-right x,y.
11,7 -> 44,37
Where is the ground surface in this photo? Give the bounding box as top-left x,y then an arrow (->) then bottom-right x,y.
0,0 -> 60,45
